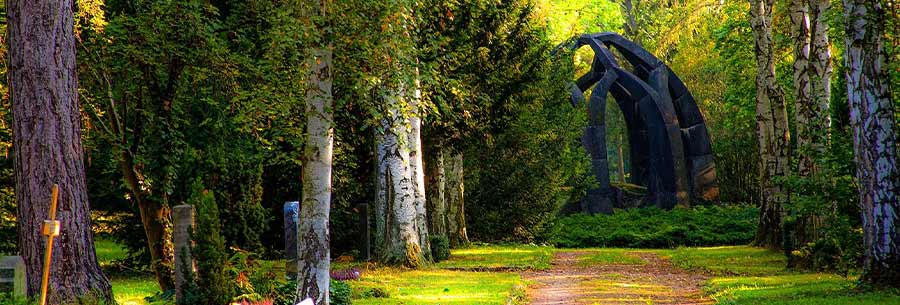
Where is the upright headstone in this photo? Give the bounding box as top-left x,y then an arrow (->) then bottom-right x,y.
357,202 -> 370,260
173,205 -> 195,302
0,256 -> 26,297
283,201 -> 300,280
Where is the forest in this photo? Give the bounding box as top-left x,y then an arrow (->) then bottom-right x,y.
0,0 -> 899,304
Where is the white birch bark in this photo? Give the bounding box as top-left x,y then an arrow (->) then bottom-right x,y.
843,0 -> 900,286
375,86 -> 426,267
296,48 -> 333,305
408,72 -> 431,259
750,0 -> 791,249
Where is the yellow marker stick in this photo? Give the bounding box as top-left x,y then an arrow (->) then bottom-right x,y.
40,184 -> 59,305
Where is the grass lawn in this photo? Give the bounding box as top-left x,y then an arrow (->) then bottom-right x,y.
350,268 -> 525,304
570,248 -> 647,266
433,244 -> 553,271
111,276 -> 160,305
658,246 -> 900,305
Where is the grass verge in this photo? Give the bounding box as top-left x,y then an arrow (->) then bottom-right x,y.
657,246 -> 900,305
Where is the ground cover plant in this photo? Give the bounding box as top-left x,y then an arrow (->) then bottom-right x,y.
548,205 -> 758,248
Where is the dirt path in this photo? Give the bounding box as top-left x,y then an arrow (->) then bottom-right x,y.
522,251 -> 712,305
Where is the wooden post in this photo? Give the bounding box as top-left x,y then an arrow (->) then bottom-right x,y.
173,205 -> 195,302
0,256 -> 26,297
39,185 -> 59,305
283,201 -> 299,280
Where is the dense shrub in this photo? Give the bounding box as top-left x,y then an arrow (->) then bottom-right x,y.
330,280 -> 352,305
547,205 -> 758,248
182,180 -> 234,305
430,235 -> 451,262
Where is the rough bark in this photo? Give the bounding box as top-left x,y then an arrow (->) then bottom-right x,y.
375,89 -> 426,268
408,74 -> 431,260
749,0 -> 791,250
446,152 -> 469,248
296,48 -> 333,304
8,0 -> 114,302
843,0 -> 900,287
426,144 -> 448,237
790,0 -> 813,175
794,0 -> 833,176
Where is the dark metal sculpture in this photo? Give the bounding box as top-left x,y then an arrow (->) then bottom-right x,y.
563,32 -> 719,214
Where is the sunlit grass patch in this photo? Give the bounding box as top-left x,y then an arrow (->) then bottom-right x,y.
574,249 -> 646,266
659,246 -> 786,276
435,244 -> 553,270
112,276 -> 158,305
350,268 -> 525,305
706,274 -> 900,305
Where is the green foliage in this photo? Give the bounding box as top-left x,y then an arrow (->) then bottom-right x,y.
429,235 -> 451,262
0,294 -> 33,305
330,280 -> 353,305
547,205 -> 758,248
184,180 -> 234,305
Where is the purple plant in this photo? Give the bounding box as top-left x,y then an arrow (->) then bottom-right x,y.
330,268 -> 361,281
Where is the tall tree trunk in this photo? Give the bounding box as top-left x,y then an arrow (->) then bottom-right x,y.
8,0 -> 114,302
790,0 -> 813,175
408,73 -> 431,260
296,47 -> 333,304
749,0 -> 791,250
375,90 -> 426,268
445,151 -> 469,248
843,0 -> 900,287
426,143 -> 448,237
121,155 -> 175,292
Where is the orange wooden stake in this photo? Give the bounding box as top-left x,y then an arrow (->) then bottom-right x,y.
39,184 -> 59,305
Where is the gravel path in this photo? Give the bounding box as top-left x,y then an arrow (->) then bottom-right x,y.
522,251 -> 713,305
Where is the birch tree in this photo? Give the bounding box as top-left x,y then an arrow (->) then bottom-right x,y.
7,0 -> 114,301
295,0 -> 334,300
374,0 -> 427,267
409,72 -> 431,259
749,0 -> 791,249
792,0 -> 833,176
843,0 -> 900,287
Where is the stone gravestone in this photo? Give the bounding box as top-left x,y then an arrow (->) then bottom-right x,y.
357,202 -> 370,261
0,256 -> 26,297
283,201 -> 299,280
173,205 -> 195,302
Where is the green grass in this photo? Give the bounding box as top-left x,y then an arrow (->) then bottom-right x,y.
111,276 -> 158,305
349,268 -> 525,305
95,239 -> 128,268
660,246 -> 788,276
654,246 -> 900,305
571,248 -> 646,266
434,244 -> 553,270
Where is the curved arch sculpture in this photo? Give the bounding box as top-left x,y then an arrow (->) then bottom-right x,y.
565,32 -> 719,214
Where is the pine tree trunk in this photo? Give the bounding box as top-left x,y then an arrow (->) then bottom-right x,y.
375,90 -> 426,268
7,0 -> 114,302
408,74 -> 431,260
749,0 -> 791,250
843,0 -> 900,287
296,48 -> 333,304
446,152 -> 469,248
426,143 -> 448,238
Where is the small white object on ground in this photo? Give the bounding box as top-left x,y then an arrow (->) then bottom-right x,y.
297,298 -> 314,305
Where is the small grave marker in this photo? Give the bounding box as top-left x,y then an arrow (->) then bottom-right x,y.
284,201 -> 300,280
173,205 -> 195,302
0,256 -> 26,297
